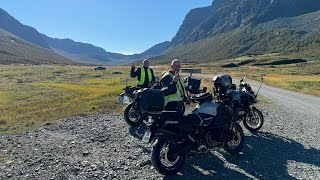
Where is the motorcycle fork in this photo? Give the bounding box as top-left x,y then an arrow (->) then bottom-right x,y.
248,105 -> 254,117
229,122 -> 240,141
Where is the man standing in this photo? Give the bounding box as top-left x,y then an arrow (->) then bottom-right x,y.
160,59 -> 188,113
130,59 -> 155,88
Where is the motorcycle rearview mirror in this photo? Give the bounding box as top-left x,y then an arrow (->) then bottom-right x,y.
240,76 -> 246,83
202,87 -> 207,93
184,77 -> 188,83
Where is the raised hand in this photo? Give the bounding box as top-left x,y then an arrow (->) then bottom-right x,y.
173,72 -> 180,82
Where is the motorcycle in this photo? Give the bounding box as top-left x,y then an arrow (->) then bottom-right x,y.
117,86 -> 144,126
141,80 -> 244,175
229,77 -> 264,131
118,75 -> 204,127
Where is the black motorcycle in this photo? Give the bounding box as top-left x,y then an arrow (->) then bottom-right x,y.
141,75 -> 244,175
118,76 -> 204,127
117,86 -> 144,126
229,77 -> 264,131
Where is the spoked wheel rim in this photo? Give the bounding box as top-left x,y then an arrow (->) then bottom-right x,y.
224,122 -> 244,154
159,143 -> 181,167
128,107 -> 140,122
227,126 -> 241,148
246,110 -> 262,129
151,140 -> 186,175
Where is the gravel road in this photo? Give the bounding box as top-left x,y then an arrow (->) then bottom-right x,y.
1,75 -> 319,179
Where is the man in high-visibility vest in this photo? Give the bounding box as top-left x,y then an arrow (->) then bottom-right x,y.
160,59 -> 188,114
130,59 -> 155,88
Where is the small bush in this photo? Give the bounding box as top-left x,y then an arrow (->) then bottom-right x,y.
221,63 -> 238,68
238,60 -> 254,66
254,59 -> 307,66
16,79 -> 24,83
0,120 -> 7,125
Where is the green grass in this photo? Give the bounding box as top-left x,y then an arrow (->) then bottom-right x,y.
0,65 -> 135,134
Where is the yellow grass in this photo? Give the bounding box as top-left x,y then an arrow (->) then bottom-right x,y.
0,65 -> 135,133
0,92 -> 10,105
265,74 -> 320,81
264,74 -> 320,96
234,55 -> 255,60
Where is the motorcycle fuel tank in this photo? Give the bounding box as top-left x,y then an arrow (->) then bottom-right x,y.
192,102 -> 219,116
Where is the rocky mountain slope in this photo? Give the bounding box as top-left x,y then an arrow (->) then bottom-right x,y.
160,0 -> 320,62
171,0 -> 320,45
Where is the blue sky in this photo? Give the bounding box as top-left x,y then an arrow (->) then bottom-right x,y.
1,0 -> 213,54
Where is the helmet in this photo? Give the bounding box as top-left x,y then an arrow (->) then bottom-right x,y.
213,74 -> 232,94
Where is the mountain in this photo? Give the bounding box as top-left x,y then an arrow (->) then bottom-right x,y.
160,0 -> 320,62
0,8 -> 167,65
0,29 -> 74,64
127,41 -> 170,60
0,8 -> 50,49
41,34 -> 128,64
0,7 -> 126,64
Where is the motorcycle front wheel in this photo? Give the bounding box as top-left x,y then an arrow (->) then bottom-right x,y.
243,107 -> 264,131
123,103 -> 143,126
151,139 -> 186,176
224,122 -> 244,154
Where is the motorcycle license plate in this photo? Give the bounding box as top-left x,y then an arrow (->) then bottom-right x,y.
142,129 -> 151,143
123,95 -> 131,104
116,95 -> 130,104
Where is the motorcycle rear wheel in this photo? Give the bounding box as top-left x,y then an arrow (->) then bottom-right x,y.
123,103 -> 143,126
151,139 -> 186,176
224,122 -> 244,154
243,107 -> 264,131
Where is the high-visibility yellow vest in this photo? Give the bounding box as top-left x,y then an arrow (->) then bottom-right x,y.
163,72 -> 187,106
138,66 -> 152,85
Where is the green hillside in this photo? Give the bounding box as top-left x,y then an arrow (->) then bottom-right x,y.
0,29 -> 75,64
162,27 -> 320,63
155,0 -> 320,63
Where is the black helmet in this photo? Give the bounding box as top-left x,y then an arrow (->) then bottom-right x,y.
213,74 -> 232,94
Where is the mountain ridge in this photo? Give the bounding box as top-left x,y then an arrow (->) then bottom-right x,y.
2,0 -> 320,65
0,29 -> 75,64
160,0 -> 320,62
0,8 -> 164,65
0,8 -> 50,49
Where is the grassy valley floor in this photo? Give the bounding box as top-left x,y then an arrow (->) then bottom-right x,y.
0,60 -> 319,134
0,65 -> 135,133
